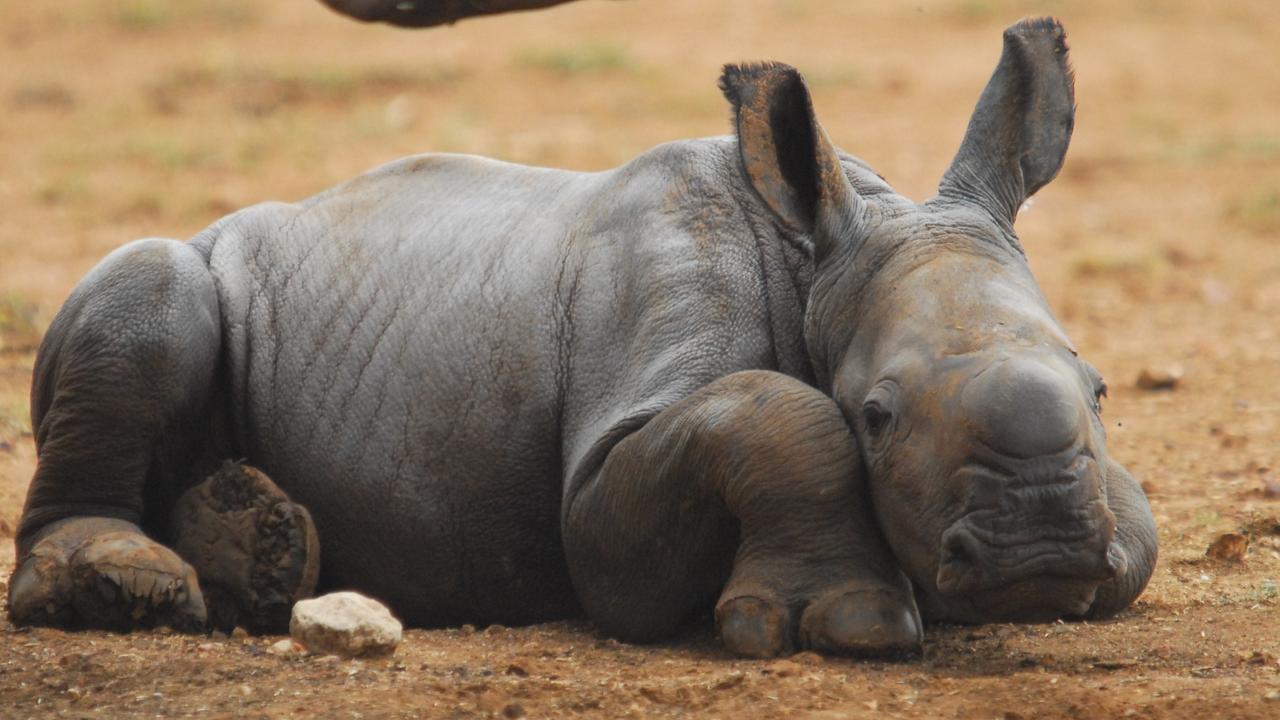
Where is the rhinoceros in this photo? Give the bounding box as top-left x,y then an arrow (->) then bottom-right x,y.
8,18 -> 1156,658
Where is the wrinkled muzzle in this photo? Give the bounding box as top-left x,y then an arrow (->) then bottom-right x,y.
934,449 -> 1124,618
931,356 -> 1122,618
938,451 -> 1122,576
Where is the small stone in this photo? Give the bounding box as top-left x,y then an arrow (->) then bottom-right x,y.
1135,365 -> 1183,391
230,626 -> 250,640
790,651 -> 824,665
1264,480 -> 1280,499
290,591 -> 402,658
1265,690 -> 1280,702
764,659 -> 803,677
712,673 -> 745,690
1140,480 -> 1158,497
502,703 -> 527,718
269,638 -> 299,655
1206,533 -> 1248,562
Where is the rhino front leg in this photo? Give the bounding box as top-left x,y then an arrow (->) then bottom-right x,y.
1086,458 -> 1158,618
563,370 -> 921,658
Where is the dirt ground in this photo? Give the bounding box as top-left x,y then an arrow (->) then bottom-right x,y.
2,1 -> 1279,717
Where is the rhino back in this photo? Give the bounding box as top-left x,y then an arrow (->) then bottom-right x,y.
187,140 -> 802,623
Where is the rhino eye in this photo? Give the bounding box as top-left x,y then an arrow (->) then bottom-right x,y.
860,382 -> 899,441
862,401 -> 892,436
1082,362 -> 1107,413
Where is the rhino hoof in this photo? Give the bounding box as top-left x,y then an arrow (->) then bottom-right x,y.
10,528 -> 207,632
798,588 -> 922,658
171,461 -> 321,633
715,595 -> 794,658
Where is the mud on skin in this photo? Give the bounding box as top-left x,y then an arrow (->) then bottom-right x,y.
7,18 -> 1155,658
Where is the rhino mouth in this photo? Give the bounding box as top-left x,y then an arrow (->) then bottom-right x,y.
935,520 -> 1125,593
932,452 -> 1122,602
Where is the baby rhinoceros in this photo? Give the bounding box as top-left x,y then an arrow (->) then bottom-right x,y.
9,18 -> 1156,658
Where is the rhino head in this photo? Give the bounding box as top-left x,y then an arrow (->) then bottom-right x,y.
723,18 -> 1143,623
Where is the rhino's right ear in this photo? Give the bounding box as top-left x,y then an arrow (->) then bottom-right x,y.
720,63 -> 863,264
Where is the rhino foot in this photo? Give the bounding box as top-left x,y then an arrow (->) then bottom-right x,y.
798,584 -> 922,658
171,461 -> 321,633
716,579 -> 921,659
9,517 -> 208,632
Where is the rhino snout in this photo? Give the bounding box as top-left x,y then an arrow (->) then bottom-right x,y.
934,521 -> 1122,596
934,453 -> 1121,604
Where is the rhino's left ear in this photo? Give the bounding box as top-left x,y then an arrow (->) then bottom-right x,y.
720,62 -> 863,264
938,17 -> 1075,225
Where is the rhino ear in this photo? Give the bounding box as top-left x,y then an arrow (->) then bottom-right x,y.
720,62 -> 862,264
938,17 -> 1075,225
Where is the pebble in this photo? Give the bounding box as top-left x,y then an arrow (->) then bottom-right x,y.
290,591 -> 402,658
269,638 -> 300,655
1135,365 -> 1183,391
764,659 -> 803,677
1205,532 -> 1248,562
1264,480 -> 1280,499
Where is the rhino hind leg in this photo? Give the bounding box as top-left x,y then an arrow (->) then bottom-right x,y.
8,517 -> 208,631
8,238 -> 222,632
565,370 -> 921,658
170,461 -> 321,633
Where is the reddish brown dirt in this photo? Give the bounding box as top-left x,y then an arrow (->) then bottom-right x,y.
2,1 -> 1279,718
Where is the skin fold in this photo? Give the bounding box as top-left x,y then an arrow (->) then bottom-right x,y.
8,18 -> 1155,658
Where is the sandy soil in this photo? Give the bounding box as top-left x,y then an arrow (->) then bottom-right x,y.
1,1 -> 1279,717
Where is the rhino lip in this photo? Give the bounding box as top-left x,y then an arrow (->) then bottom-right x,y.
934,453 -> 1120,596
934,520 -> 1121,595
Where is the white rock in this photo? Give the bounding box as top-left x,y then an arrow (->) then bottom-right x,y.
268,638 -> 299,655
290,592 -> 402,657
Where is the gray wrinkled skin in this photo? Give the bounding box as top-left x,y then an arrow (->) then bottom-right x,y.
10,19 -> 1156,657
195,144 -> 811,623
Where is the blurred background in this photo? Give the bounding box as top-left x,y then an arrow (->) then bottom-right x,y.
1,2 -> 1279,716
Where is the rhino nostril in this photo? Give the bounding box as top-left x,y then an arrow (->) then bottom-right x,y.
942,533 -> 973,567
937,528 -> 982,592
1104,542 -> 1128,579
